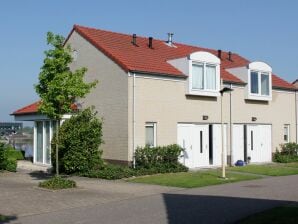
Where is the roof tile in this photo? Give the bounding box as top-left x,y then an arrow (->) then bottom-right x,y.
72,25 -> 295,89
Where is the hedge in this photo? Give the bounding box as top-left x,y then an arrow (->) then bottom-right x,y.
274,142 -> 298,163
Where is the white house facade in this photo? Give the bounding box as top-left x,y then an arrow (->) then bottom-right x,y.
12,25 -> 297,168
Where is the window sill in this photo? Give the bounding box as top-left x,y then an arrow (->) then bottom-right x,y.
187,90 -> 220,97
246,94 -> 272,101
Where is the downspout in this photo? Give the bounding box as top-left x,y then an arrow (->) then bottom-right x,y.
229,83 -> 233,166
295,90 -> 297,143
133,72 -> 136,168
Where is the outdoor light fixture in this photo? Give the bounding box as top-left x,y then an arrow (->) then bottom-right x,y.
202,115 -> 209,120
219,85 -> 233,179
219,87 -> 233,95
252,117 -> 257,122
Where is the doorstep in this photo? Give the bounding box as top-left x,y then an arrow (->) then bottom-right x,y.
17,160 -> 52,173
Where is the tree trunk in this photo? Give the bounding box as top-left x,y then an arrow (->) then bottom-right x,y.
56,119 -> 59,176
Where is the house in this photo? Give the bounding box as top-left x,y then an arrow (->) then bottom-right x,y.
293,79 -> 298,142
12,25 -> 297,168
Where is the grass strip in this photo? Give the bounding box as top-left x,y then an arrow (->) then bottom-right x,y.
129,170 -> 260,188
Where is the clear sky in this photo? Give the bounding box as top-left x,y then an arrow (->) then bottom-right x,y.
1,0 -> 297,123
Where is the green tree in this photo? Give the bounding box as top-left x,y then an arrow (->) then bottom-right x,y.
52,108 -> 103,174
35,32 -> 97,175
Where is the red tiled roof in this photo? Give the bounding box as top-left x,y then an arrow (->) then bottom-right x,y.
12,101 -> 78,116
71,25 -> 243,83
12,101 -> 40,115
272,74 -> 296,89
69,25 -> 295,89
13,25 -> 296,116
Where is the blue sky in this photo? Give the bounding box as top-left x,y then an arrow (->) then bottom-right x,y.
1,0 -> 297,123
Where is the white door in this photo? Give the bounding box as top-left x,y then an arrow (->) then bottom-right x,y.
193,125 -> 209,167
177,124 -> 209,168
247,125 -> 258,162
260,125 -> 272,162
247,125 -> 272,163
212,124 -> 227,166
232,124 -> 244,164
177,124 -> 194,168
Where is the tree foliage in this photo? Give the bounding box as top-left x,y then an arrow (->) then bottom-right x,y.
35,32 -> 97,175
35,32 -> 97,119
51,108 -> 103,174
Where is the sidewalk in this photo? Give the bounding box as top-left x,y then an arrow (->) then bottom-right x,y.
0,170 -> 297,224
0,171 -> 180,218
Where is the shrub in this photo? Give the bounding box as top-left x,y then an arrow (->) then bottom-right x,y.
4,159 -> 17,172
274,142 -> 298,163
82,164 -> 135,180
80,163 -> 188,180
77,144 -> 187,180
0,143 -> 7,170
5,148 -> 24,160
51,108 -> 103,174
135,144 -> 187,170
39,176 -> 76,190
280,142 -> 298,155
0,143 -> 17,172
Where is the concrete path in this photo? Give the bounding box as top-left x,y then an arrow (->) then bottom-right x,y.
0,171 -> 297,224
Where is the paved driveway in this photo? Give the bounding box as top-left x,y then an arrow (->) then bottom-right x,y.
0,171 -> 297,224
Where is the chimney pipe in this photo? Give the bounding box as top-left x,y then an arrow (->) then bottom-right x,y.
167,33 -> 174,45
228,51 -> 232,61
148,37 -> 153,49
132,34 -> 137,46
218,49 -> 222,59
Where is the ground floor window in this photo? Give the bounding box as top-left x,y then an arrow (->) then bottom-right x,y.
34,120 -> 55,165
145,122 -> 156,147
284,124 -> 290,142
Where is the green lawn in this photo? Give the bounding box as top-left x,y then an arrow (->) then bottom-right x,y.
237,205 -> 298,224
281,162 -> 298,168
228,163 -> 298,176
128,170 -> 260,188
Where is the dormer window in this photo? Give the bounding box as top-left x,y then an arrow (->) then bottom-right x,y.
166,51 -> 220,97
192,63 -> 217,91
188,51 -> 220,97
247,62 -> 272,101
250,71 -> 270,96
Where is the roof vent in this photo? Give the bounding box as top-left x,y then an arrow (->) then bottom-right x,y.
167,33 -> 174,45
148,37 -> 153,49
132,34 -> 137,46
217,49 -> 222,59
228,51 -> 232,61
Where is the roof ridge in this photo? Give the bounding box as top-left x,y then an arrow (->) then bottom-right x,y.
74,24 -> 236,55
70,24 -> 294,89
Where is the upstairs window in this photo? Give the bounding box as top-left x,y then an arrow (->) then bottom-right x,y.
250,71 -> 270,96
188,51 -> 220,97
192,63 -> 217,91
246,62 -> 272,101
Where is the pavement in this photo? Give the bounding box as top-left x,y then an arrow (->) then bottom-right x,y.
0,169 -> 297,224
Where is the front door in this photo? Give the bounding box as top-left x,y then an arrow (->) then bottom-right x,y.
177,124 -> 209,168
247,125 -> 258,162
246,125 -> 272,163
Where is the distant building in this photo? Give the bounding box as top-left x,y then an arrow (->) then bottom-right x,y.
0,122 -> 23,135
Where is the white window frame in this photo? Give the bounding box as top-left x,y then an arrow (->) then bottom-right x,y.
284,124 -> 290,143
187,51 -> 221,97
249,70 -> 271,96
246,62 -> 272,101
191,62 -> 218,91
145,122 -> 157,147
